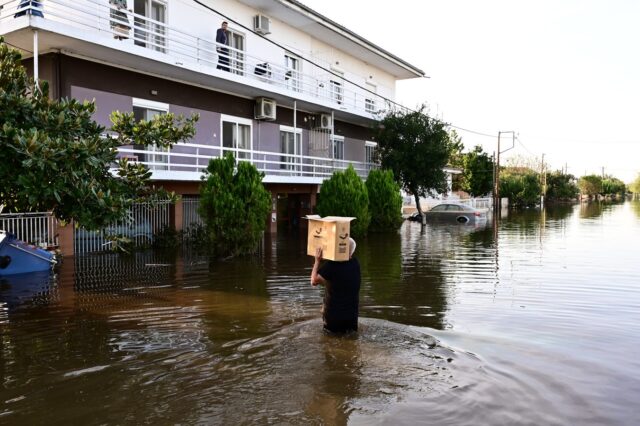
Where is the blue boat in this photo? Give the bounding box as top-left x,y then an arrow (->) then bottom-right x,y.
0,231 -> 56,275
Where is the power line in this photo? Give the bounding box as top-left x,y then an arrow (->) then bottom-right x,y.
190,0 -> 497,138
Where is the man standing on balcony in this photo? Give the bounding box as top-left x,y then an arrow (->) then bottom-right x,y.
216,21 -> 230,72
310,238 -> 361,334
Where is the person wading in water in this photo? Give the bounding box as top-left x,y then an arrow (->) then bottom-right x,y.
310,238 -> 361,333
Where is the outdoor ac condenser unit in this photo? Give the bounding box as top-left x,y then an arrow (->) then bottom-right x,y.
253,14 -> 271,35
255,97 -> 276,120
315,113 -> 332,130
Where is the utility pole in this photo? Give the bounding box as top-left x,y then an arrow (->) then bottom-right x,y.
494,131 -> 515,210
540,153 -> 545,207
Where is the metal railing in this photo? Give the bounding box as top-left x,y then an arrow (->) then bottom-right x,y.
0,211 -> 58,248
117,143 -> 379,179
1,0 -> 401,118
75,201 -> 170,254
458,198 -> 493,210
182,196 -> 204,233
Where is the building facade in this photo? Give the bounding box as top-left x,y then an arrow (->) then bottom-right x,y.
1,0 -> 423,248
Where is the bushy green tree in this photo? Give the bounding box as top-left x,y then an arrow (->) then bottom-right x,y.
578,175 -> 602,197
460,145 -> 494,197
199,153 -> 271,257
630,174 -> 640,194
366,169 -> 402,232
374,105 -> 453,215
0,38 -> 198,228
317,165 -> 370,237
499,168 -> 541,207
545,171 -> 579,201
601,177 -> 626,196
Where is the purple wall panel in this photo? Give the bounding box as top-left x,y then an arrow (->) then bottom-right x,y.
70,86 -> 131,128
254,122 -> 280,172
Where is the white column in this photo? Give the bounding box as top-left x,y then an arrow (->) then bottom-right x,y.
33,30 -> 39,88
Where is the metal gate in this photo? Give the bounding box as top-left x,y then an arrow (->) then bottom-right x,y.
74,201 -> 170,254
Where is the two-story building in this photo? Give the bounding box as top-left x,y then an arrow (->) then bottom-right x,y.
1,0 -> 424,250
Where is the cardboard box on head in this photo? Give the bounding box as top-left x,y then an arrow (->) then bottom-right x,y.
305,215 -> 356,261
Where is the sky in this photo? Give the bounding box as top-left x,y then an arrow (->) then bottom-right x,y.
301,0 -> 640,182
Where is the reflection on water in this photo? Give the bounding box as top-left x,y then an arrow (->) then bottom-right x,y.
1,202 -> 640,424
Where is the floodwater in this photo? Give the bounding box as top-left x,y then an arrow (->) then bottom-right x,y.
1,201 -> 640,425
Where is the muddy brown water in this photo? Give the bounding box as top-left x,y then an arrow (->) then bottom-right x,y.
1,201 -> 639,425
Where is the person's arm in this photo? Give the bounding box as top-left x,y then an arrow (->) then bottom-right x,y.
311,247 -> 327,287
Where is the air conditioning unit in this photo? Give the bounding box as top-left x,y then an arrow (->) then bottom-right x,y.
255,97 -> 276,120
315,113 -> 332,130
253,14 -> 271,35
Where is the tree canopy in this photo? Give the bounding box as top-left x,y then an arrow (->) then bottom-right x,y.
630,174 -> 640,194
578,175 -> 603,197
0,38 -> 198,229
545,171 -> 579,201
373,105 -> 453,213
499,168 -> 541,207
460,145 -> 494,197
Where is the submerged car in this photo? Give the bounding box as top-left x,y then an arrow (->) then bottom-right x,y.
408,203 -> 488,224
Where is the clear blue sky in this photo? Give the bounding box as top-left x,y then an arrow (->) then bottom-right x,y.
302,0 -> 640,182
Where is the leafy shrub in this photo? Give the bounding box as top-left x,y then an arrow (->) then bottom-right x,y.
199,154 -> 271,257
546,171 -> 579,201
499,169 -> 541,207
317,165 -> 370,237
366,169 -> 402,232
578,175 -> 602,197
153,225 -> 180,249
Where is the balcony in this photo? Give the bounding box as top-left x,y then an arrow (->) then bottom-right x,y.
0,0 -> 398,123
116,143 -> 379,183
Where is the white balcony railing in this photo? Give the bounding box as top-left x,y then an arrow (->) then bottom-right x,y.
116,143 -> 379,180
1,0 -> 401,118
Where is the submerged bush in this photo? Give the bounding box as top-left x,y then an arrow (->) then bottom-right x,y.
317,165 -> 370,237
199,154 -> 271,257
366,169 -> 402,232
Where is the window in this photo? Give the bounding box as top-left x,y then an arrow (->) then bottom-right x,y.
365,82 -> 377,113
330,79 -> 343,104
134,0 -> 166,52
284,54 -> 301,92
332,136 -> 344,160
221,115 -> 252,160
132,98 -> 169,170
365,141 -> 377,171
228,29 -> 245,75
329,69 -> 344,105
280,126 -> 302,171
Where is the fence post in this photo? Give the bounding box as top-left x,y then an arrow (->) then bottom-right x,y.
57,220 -> 75,257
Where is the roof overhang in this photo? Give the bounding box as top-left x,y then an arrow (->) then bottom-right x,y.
232,0 -> 425,79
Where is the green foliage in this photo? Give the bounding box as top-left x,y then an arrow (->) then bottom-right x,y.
199,154 -> 271,257
374,105 -> 453,212
499,168 -> 541,207
630,174 -> 640,194
152,225 -> 180,249
545,171 -> 579,201
601,177 -> 626,196
0,38 -> 198,229
317,165 -> 370,237
578,175 -> 602,196
460,145 -> 494,197
365,169 -> 403,232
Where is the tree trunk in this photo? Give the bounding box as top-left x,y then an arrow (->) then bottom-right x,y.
413,193 -> 426,226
